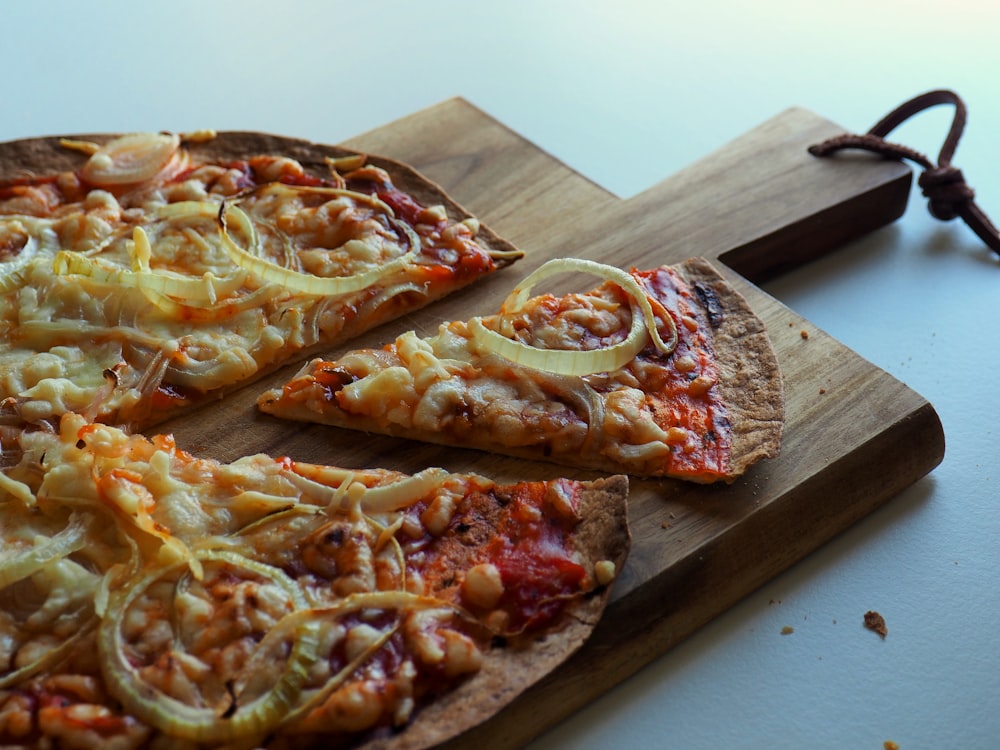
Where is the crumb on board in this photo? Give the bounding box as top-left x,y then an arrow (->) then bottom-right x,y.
884,741 -> 900,750
864,610 -> 888,638
800,330 -> 809,340
819,387 -> 827,395
780,625 -> 794,635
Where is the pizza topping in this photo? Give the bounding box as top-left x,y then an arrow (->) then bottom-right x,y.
468,258 -> 678,376
76,132 -> 183,187
461,563 -> 505,610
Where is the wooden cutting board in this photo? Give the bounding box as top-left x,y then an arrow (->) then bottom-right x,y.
163,98 -> 946,747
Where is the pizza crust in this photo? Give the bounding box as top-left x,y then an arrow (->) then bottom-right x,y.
673,258 -> 784,477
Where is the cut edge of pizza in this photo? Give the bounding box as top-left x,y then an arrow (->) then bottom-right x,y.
0,412 -> 629,749
257,256 -> 784,483
0,130 -> 522,435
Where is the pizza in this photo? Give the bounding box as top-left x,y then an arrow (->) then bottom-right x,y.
0,412 -> 629,749
0,130 -> 521,438
259,257 -> 784,483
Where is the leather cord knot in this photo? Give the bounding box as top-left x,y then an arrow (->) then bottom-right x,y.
919,165 -> 973,221
809,89 -> 1000,258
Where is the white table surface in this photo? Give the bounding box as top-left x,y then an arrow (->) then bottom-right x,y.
5,2 -> 998,748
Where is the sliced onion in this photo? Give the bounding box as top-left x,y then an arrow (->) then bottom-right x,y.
130,345 -> 174,401
0,219 -> 60,293
228,504 -> 324,539
52,230 -> 246,304
131,225 -> 248,302
87,217 -> 276,329
0,615 -> 97,689
282,622 -> 397,729
482,358 -> 606,453
0,470 -> 37,508
279,468 -> 355,510
138,282 -> 283,323
80,132 -> 182,186
0,513 -> 90,588
155,196 -> 421,299
163,339 -> 258,391
99,549 -> 315,743
97,469 -> 204,580
93,534 -> 141,617
225,589 -> 461,730
17,320 -> 173,354
261,590 -> 465,723
258,181 -> 397,216
365,281 -> 428,309
353,467 -> 451,513
283,465 -> 450,514
218,203 -> 417,297
121,338 -> 259,402
468,258 -> 678,376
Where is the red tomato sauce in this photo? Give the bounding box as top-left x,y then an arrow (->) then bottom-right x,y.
413,480 -> 588,635
633,266 -> 732,480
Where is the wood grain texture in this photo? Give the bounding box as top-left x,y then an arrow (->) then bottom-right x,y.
159,98 -> 944,747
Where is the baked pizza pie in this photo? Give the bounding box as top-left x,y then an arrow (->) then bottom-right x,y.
259,257 -> 784,482
0,413 -> 629,748
0,130 -> 521,437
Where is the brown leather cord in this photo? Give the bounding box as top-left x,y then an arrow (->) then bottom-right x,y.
809,89 -> 1000,258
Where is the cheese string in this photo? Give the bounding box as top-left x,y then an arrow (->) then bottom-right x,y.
808,89 -> 1000,258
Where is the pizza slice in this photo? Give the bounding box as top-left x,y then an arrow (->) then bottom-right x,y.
0,412 -> 628,749
0,130 -> 521,436
259,257 -> 784,483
